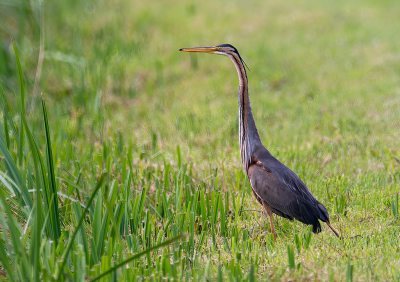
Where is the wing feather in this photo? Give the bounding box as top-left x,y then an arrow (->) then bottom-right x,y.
252,148 -> 329,221
248,164 -> 323,233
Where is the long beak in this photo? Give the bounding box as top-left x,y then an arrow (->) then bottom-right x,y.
179,46 -> 219,53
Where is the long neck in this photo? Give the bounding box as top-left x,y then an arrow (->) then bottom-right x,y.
229,53 -> 262,172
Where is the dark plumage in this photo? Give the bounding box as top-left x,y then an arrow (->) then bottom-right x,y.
248,150 -> 328,234
180,44 -> 340,241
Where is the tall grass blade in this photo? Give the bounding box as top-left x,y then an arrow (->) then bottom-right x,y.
0,231 -> 15,282
249,262 -> 255,282
217,265 -> 223,282
22,117 -> 43,282
72,202 -> 90,265
287,244 -> 295,270
302,226 -> 312,249
346,256 -> 353,282
391,194 -> 399,219
211,207 -> 216,247
0,188 -> 31,280
0,83 -> 12,148
294,234 -> 301,252
41,96 -> 61,242
12,40 -> 25,167
96,207 -> 109,258
0,122 -> 32,209
176,145 -> 181,168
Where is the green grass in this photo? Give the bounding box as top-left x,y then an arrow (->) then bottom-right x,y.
1,0 -> 400,280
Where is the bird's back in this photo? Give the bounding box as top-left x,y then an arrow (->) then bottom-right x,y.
248,145 -> 329,233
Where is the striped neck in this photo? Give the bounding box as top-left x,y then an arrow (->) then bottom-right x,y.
228,52 -> 262,172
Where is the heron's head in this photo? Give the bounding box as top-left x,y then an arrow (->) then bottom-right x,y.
179,44 -> 239,57
179,44 -> 249,74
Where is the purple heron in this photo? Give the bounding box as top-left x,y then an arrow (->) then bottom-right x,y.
180,44 -> 340,241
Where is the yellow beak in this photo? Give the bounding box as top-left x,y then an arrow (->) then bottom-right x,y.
179,46 -> 219,53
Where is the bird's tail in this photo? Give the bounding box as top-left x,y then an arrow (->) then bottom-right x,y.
326,220 -> 341,238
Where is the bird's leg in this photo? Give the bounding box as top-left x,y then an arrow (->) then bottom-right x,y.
326,220 -> 341,238
262,201 -> 276,243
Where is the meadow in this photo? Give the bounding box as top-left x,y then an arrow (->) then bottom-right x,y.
0,0 -> 400,280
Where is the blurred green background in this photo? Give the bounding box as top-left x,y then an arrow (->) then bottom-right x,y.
2,0 -> 399,165
1,0 -> 400,280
